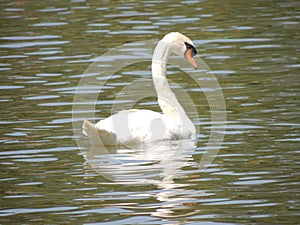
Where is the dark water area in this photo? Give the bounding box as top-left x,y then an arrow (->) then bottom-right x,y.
0,0 -> 299,224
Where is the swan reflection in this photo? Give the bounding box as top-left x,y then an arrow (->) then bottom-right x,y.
82,139 -> 196,186
81,136 -> 201,218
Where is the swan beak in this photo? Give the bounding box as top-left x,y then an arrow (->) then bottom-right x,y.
185,49 -> 198,69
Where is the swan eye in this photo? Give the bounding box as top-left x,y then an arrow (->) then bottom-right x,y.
184,42 -> 197,56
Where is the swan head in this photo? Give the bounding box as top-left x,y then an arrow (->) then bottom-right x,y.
161,32 -> 198,69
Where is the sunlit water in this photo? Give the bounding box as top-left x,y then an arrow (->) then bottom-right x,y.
0,0 -> 299,224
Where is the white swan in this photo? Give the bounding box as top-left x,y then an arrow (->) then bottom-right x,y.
83,32 -> 198,146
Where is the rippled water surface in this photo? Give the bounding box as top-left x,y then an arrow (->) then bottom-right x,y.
0,0 -> 299,224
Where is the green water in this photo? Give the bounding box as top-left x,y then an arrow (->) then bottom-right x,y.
0,0 -> 299,224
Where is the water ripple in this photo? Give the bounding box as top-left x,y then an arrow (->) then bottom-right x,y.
0,41 -> 70,49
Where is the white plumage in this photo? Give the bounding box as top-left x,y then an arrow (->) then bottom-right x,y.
83,32 -> 198,146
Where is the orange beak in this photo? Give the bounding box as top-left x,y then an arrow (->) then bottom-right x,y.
184,48 -> 198,69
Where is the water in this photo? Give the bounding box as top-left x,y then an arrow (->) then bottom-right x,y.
0,0 -> 299,224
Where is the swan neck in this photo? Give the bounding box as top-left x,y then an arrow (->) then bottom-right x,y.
151,41 -> 188,120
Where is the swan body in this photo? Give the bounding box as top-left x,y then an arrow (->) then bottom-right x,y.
83,32 -> 198,146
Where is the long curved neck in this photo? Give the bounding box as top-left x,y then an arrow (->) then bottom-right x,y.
151,41 -> 188,121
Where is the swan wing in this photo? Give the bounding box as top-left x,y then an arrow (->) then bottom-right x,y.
83,109 -> 194,145
82,119 -> 117,146
95,109 -> 166,144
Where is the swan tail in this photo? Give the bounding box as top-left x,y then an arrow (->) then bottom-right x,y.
82,120 -> 117,146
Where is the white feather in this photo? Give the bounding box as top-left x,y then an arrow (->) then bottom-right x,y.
83,32 -> 196,146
